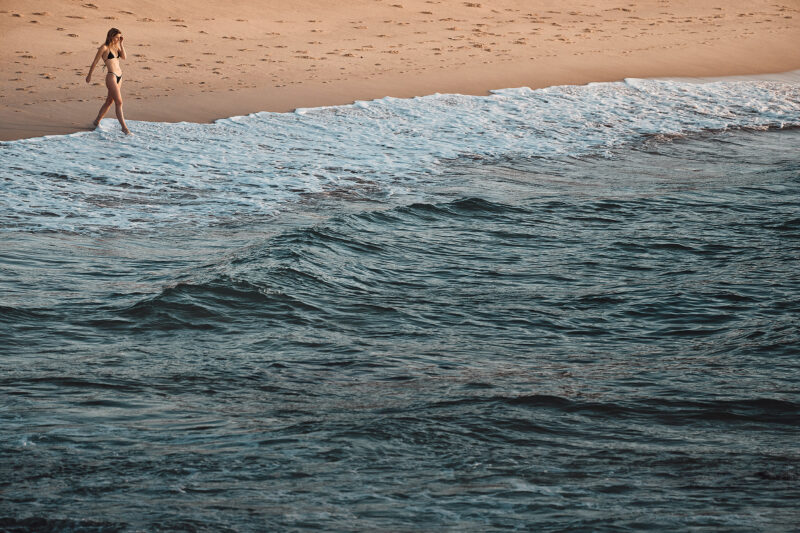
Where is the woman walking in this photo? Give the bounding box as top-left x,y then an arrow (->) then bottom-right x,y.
86,28 -> 131,134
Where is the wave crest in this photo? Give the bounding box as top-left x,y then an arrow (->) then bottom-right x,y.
2,79 -> 798,233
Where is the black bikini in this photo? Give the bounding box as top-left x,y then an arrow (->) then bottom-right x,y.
107,50 -> 122,84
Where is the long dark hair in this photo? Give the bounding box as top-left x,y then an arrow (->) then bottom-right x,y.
104,28 -> 121,46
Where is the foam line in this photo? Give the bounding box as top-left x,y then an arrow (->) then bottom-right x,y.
1,77 -> 798,233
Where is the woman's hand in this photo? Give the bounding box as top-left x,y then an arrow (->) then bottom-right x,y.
86,74 -> 91,84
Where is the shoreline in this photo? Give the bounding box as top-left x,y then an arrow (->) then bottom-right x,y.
2,0 -> 798,141
658,69 -> 800,84
3,68 -> 799,144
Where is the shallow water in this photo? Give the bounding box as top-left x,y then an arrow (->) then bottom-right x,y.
1,78 -> 799,531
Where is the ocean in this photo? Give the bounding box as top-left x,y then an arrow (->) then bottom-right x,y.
1,77 -> 799,531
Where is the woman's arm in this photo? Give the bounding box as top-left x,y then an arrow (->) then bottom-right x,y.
86,46 -> 105,83
118,36 -> 126,60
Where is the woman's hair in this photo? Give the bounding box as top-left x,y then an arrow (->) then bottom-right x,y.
104,28 -> 121,46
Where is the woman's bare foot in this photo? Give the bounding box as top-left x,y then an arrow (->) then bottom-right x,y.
93,119 -> 100,128
122,127 -> 132,135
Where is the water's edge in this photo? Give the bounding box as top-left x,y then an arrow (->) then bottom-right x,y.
2,69 -> 798,145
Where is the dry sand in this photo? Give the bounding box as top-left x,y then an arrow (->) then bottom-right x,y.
1,0 -> 799,140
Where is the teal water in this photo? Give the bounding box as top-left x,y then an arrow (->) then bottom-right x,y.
1,123 -> 799,530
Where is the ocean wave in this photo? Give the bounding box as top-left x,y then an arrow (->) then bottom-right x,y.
427,395 -> 800,425
0,517 -> 126,533
118,278 -> 306,331
1,78 -> 798,233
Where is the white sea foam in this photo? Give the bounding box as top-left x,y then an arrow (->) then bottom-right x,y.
1,78 -> 798,233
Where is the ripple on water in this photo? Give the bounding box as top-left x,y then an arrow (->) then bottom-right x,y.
1,115 -> 799,530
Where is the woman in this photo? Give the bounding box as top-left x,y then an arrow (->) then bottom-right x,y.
86,28 -> 131,134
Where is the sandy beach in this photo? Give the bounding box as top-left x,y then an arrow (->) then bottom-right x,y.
1,0 -> 799,141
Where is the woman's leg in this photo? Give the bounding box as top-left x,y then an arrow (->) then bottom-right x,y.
93,78 -> 114,127
106,74 -> 130,134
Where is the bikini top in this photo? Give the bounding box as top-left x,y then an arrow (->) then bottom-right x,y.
107,50 -> 117,59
